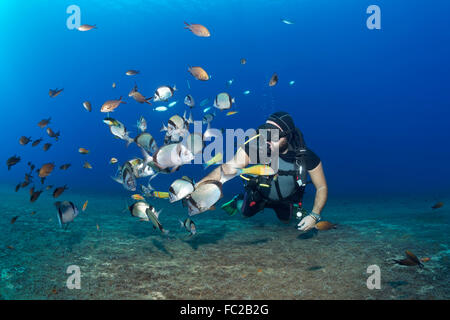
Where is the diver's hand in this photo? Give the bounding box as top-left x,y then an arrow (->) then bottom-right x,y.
297,215 -> 318,231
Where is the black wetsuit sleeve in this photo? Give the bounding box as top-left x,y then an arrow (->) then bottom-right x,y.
305,149 -> 321,171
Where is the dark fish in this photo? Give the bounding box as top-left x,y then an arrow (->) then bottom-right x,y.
32,138 -> 43,147
43,143 -> 52,151
24,173 -> 32,183
393,250 -> 424,268
6,155 -> 20,170
46,128 -> 60,141
37,118 -> 51,128
240,58 -> 247,65
15,183 -> 21,192
126,70 -> 139,76
49,88 -> 63,98
30,190 -> 43,203
53,185 -> 68,198
45,185 -> 53,191
29,186 -> 34,196
60,164 -> 71,170
431,202 -> 443,209
30,164 -> 35,172
39,163 -> 55,178
21,181 -> 30,188
269,73 -> 278,86
19,136 -> 32,145
11,216 -> 19,224
40,177 -> 46,184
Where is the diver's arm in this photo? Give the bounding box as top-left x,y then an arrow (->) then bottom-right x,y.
297,162 -> 328,231
196,148 -> 250,186
309,162 -> 328,215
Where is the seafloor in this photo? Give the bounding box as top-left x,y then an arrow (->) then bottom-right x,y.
0,184 -> 449,300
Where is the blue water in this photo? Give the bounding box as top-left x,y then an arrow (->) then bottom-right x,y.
1,0 -> 449,299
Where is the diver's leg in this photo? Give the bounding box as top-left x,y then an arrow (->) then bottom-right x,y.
240,191 -> 265,218
271,202 -> 293,224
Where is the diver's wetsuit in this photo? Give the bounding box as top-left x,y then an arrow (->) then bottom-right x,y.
240,139 -> 321,222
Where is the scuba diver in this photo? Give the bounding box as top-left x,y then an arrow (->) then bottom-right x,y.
196,111 -> 328,231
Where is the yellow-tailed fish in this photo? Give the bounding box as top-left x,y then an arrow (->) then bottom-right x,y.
110,157 -> 118,164
132,194 -> 145,201
226,111 -> 238,116
153,191 -> 169,199
239,165 -> 276,176
203,153 -> 223,169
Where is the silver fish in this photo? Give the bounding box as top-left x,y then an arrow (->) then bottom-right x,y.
184,94 -> 195,108
141,143 -> 194,172
55,201 -> 79,228
179,217 -> 196,236
169,176 -> 194,203
213,92 -> 235,110
134,133 -> 157,154
112,162 -> 137,191
137,116 -> 147,132
187,180 -> 223,216
154,85 -> 176,102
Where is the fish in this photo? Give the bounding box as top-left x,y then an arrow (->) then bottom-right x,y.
30,211 -> 37,216
37,117 -> 51,128
82,200 -> 88,211
53,185 -> 68,198
21,181 -> 30,188
7,245 -> 15,250
29,186 -> 35,196
203,107 -> 212,113
179,217 -> 197,236
314,221 -> 337,231
40,177 -> 46,184
129,84 -> 152,105
83,101 -> 92,112
281,18 -> 294,25
243,90 -> 250,95
103,117 -> 119,126
239,165 -> 276,176
55,201 -> 79,228
49,88 -> 63,98
83,161 -> 93,169
32,138 -> 43,147
134,133 -> 158,154
393,250 -> 424,268
169,176 -> 195,203
19,136 -> 32,145
126,70 -> 139,76
420,257 -> 431,262
11,216 -> 19,224
39,163 -> 55,177
155,106 -> 168,112
227,79 -> 234,86
137,116 -> 147,132
46,185 -> 53,191
200,98 -> 209,107
184,22 -> 210,37
186,133 -> 204,155
105,119 -> 134,146
184,94 -> 195,108
78,24 -> 96,31
240,58 -> 247,65
269,73 -> 278,86
96,224 -> 100,231
153,85 -> 176,102
112,82 -> 116,88
162,114 -> 191,143
202,113 -> 215,124
187,180 -> 223,216
226,111 -> 238,116
100,97 -> 126,113
60,164 -> 71,170
111,162 -> 137,191
46,127 -> 60,141
146,206 -> 169,234
30,190 -> 43,203
188,66 -> 210,81
431,202 -> 443,209
110,158 -> 118,164
131,194 -> 145,201
214,92 -> 235,110
168,101 -> 177,108
152,191 -> 170,199
141,143 -> 194,172
289,80 -> 295,86
15,183 -> 21,192
78,148 -> 90,154
203,153 -> 223,169
43,143 -> 52,151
